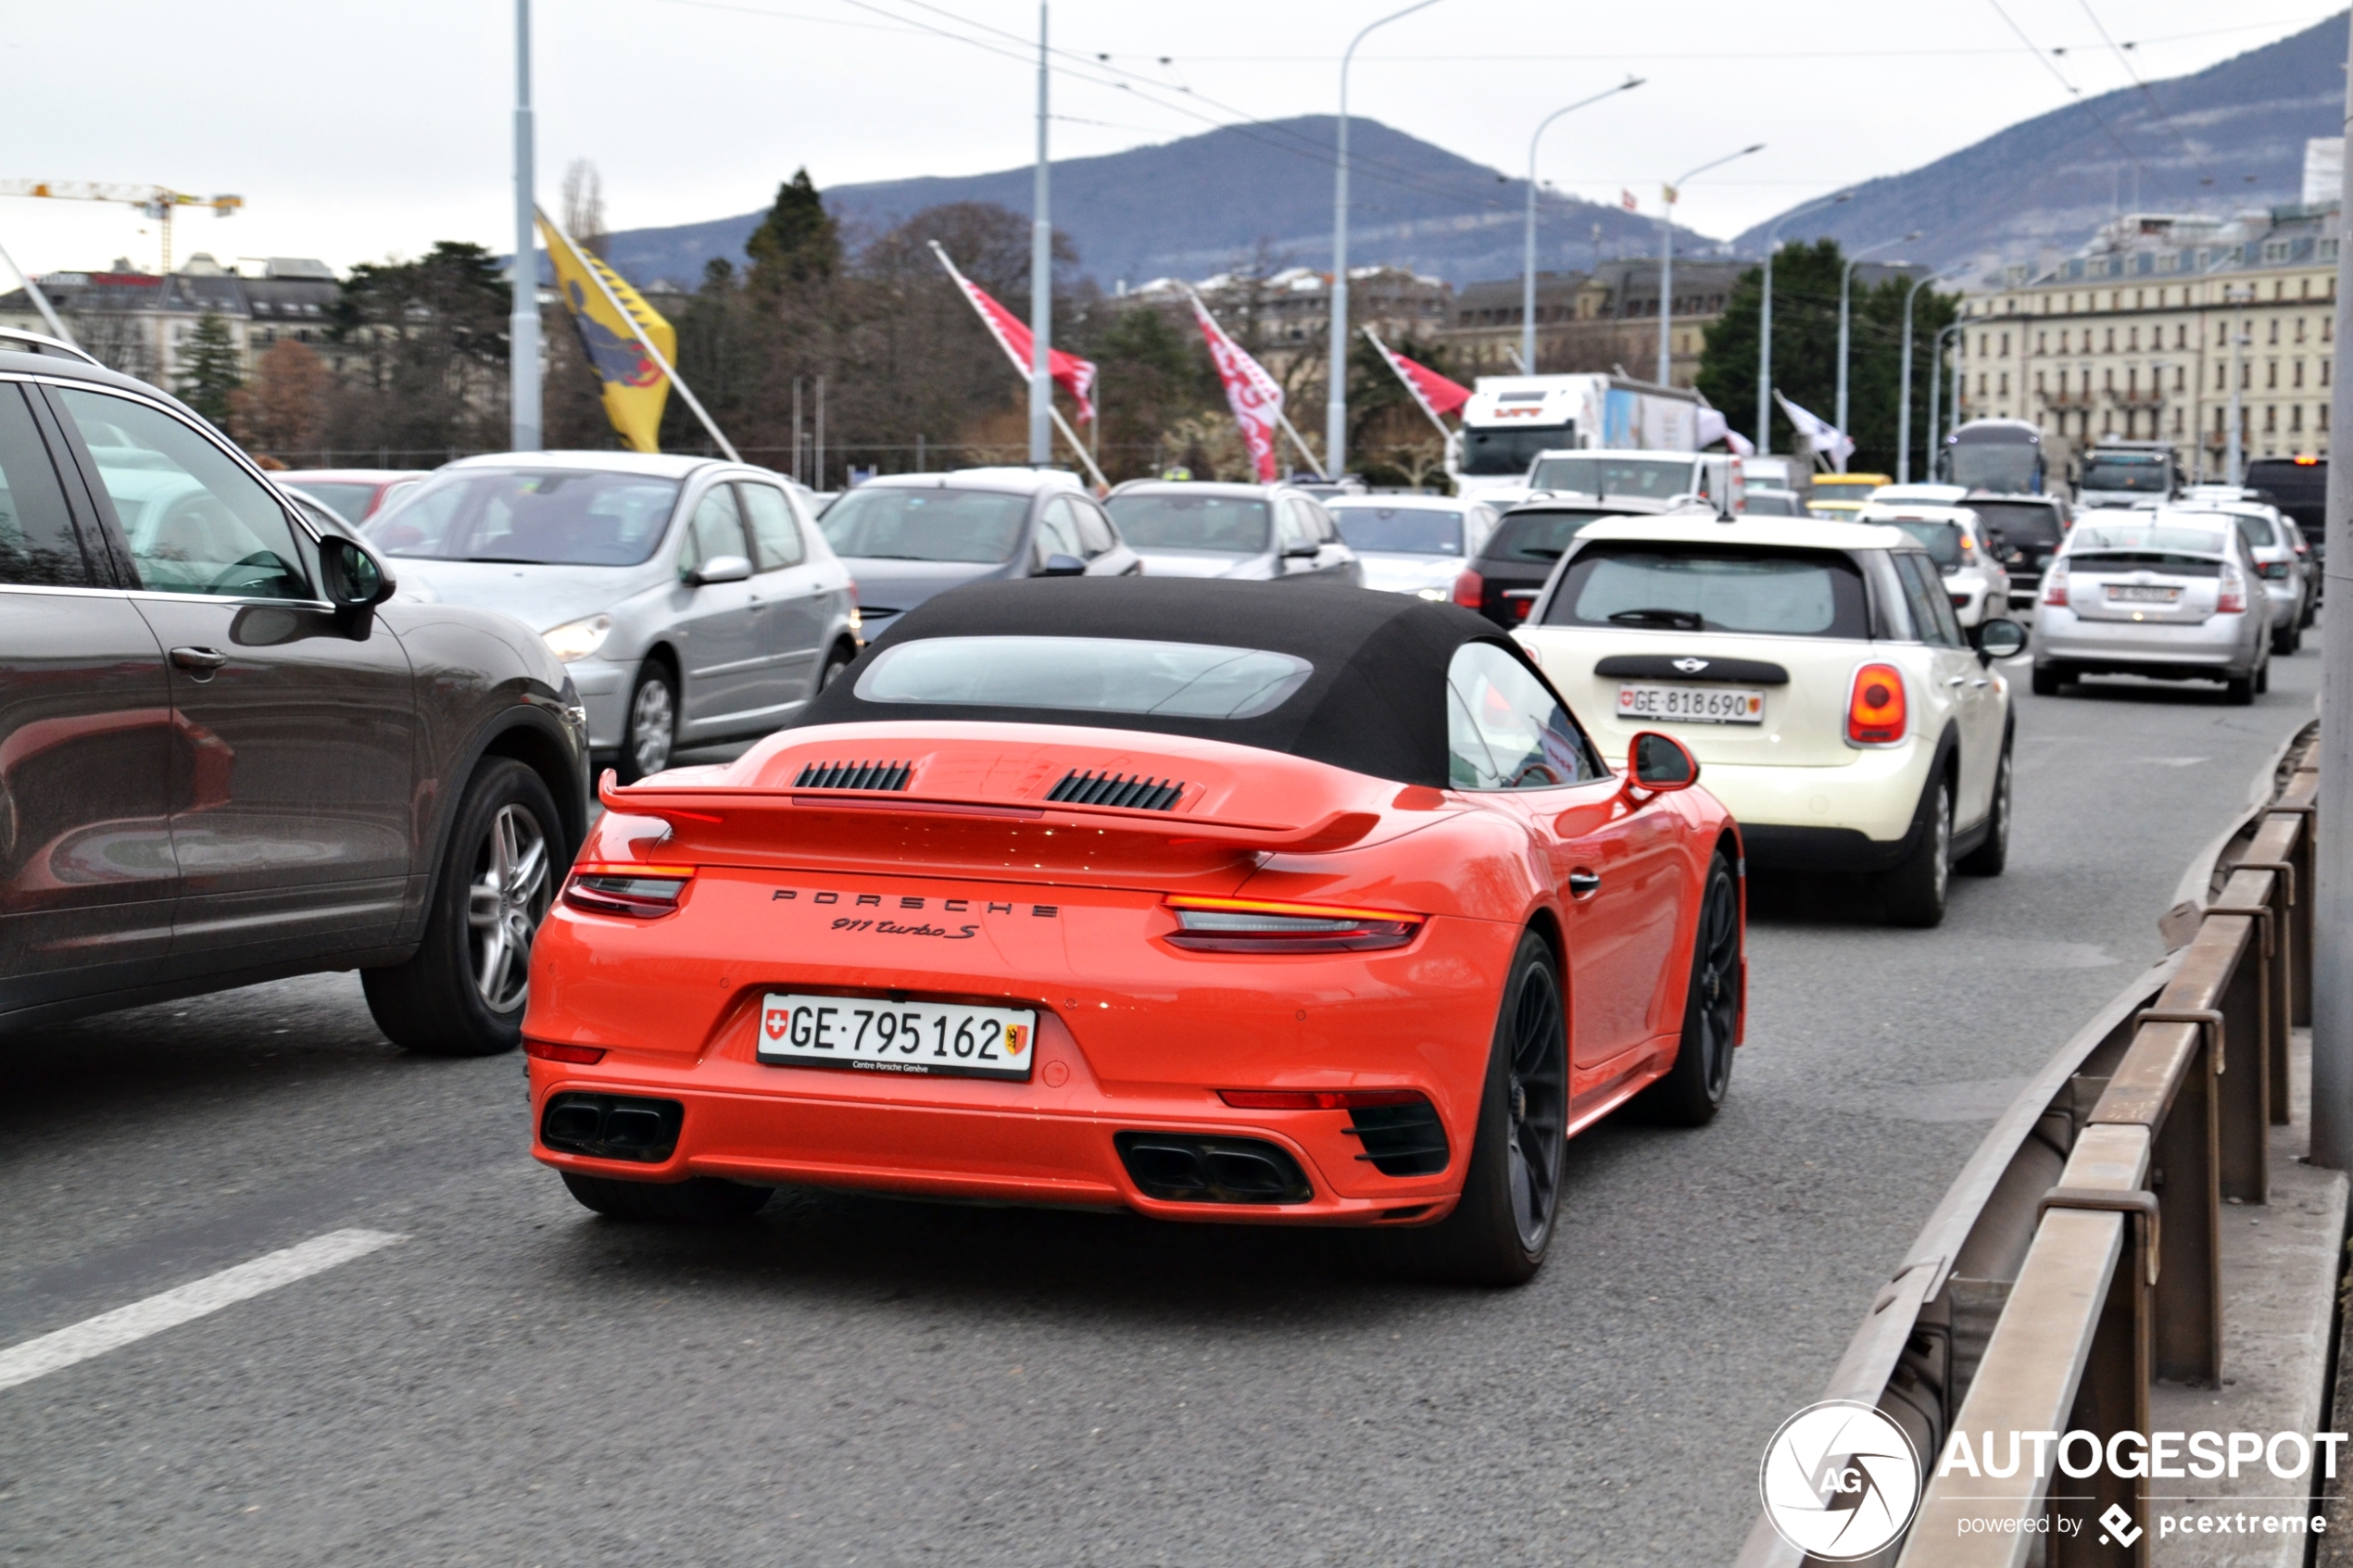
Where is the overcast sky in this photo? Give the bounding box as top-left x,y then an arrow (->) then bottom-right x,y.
1,0 -> 2335,281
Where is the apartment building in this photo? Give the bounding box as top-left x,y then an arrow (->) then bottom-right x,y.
1957,204 -> 2338,479
0,253 -> 345,384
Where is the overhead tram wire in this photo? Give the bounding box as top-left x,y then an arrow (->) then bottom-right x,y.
2072,0 -> 2215,178
1981,0 -> 2151,182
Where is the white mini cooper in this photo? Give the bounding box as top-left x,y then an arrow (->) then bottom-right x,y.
1513,512 -> 2026,926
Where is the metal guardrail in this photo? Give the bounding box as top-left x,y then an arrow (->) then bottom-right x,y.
1736,721 -> 2321,1568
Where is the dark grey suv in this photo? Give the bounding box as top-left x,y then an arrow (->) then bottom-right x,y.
0,335 -> 588,1054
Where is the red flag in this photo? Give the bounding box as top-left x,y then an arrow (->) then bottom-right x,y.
1620,189 -> 1639,212
1189,292 -> 1285,483
1365,329 -> 1470,426
932,244 -> 1097,422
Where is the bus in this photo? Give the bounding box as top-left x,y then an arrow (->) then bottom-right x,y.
1939,418 -> 2047,495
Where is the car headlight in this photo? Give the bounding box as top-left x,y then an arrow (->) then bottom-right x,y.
542,613 -> 614,663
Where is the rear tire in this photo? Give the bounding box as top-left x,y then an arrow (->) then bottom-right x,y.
363,759 -> 562,1056
1397,931 -> 1567,1286
2273,622 -> 2301,657
2030,663 -> 2065,697
1881,778 -> 1952,929
2225,672 -> 2256,706
615,659 -> 678,784
560,1172 -> 772,1222
1634,853 -> 1740,1126
1956,742 -> 2012,877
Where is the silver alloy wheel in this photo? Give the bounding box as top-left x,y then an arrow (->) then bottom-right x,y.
468,803 -> 551,1015
629,675 -> 675,777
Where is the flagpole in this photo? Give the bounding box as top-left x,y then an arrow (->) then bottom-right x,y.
538,207 -> 740,462
510,0 -> 542,451
1364,328 -> 1453,444
1028,2 -> 1053,468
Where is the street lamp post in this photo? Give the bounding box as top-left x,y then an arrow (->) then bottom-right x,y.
1329,0 -> 1441,480
2226,284 -> 2252,484
1926,321 -> 1961,481
1655,143 -> 1763,386
1755,188 -> 1852,455
1028,2 -> 1052,468
1520,77 -> 1645,377
1836,231 -> 1919,453
1896,265 -> 1963,484
510,0 -> 540,452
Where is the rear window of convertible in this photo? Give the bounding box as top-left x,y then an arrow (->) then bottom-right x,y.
854,635 -> 1314,720
1542,542 -> 1869,638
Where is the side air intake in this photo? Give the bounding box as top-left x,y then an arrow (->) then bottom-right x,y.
1046,770 -> 1184,811
794,760 -> 912,791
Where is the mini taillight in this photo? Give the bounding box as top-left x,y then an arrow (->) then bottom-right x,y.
1218,1088 -> 1428,1110
2218,564 -> 2246,613
1452,569 -> 1482,608
1164,895 -> 1423,954
2042,560 -> 2070,606
563,863 -> 695,918
1947,593 -> 1969,610
525,1039 -> 608,1064
1847,663 -> 1907,746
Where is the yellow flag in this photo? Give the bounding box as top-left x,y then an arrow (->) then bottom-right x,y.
538,214 -> 673,452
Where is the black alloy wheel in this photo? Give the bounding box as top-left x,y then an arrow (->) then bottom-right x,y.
1397,931 -> 1567,1286
1637,853 -> 1741,1125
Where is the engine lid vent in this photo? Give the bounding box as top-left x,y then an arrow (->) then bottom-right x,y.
1047,770 -> 1185,811
794,759 -> 912,791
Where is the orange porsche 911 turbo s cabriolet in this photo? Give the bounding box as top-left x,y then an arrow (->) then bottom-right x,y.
523,577 -> 1743,1284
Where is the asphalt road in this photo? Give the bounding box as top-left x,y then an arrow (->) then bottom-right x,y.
0,643 -> 2322,1567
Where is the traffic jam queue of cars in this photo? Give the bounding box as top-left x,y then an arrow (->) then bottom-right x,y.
0,323 -> 2284,1286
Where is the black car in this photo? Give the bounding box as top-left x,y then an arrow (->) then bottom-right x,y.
817,469 -> 1141,637
0,332 -> 588,1053
2244,457 -> 2326,551
1460,497 -> 1677,627
1963,493 -> 2072,607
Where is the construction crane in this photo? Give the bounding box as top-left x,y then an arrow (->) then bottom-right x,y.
0,182 -> 245,275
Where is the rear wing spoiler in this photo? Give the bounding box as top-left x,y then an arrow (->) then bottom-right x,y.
598,771 -> 1382,857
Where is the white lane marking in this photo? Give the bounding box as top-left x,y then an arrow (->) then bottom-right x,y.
0,1228 -> 404,1392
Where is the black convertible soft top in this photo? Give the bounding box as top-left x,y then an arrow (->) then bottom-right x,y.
795,576 -> 1541,787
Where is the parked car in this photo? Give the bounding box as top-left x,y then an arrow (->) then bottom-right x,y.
0,345 -> 588,1051
532,577 -> 1744,1283
1325,493 -> 1500,598
1958,494 -> 2071,607
276,468 -> 428,523
1461,495 -> 1690,628
1104,480 -> 1359,585
1856,503 -> 2012,635
367,452 -> 859,783
2031,509 -> 2272,702
818,468 -> 1139,643
1512,512 -> 2025,927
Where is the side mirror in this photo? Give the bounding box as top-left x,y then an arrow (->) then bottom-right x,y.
1282,541 -> 1321,558
1629,731 -> 1699,792
688,553 -> 751,585
318,533 -> 395,613
1976,618 -> 2027,662
1038,553 -> 1087,577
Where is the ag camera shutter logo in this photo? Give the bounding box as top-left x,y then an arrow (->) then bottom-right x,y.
1759,1400 -> 1923,1560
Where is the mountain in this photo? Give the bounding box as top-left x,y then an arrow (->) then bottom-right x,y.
1734,13 -> 2349,272
598,116 -> 1702,292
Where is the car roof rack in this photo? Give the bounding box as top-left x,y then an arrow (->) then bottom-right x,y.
0,326 -> 105,368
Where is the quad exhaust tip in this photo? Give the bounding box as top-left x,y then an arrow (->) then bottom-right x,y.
1114,1132 -> 1312,1204
540,1093 -> 685,1163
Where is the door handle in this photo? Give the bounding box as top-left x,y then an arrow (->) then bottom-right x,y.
1567,870 -> 1602,897
1946,675 -> 1967,686
170,646 -> 229,673
1971,678 -> 1991,688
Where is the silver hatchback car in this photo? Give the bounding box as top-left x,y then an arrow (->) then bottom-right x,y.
2031,508 -> 2271,704
368,452 -> 860,779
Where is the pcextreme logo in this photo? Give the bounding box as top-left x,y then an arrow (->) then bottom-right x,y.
1759,1401 -> 1923,1561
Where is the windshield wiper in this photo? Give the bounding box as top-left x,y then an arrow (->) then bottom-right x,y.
458,556 -> 553,565
1606,608 -> 1704,630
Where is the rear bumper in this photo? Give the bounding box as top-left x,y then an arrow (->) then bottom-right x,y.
2032,607 -> 2258,674
1691,744 -> 1931,854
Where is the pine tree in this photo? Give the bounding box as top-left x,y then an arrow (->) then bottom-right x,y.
746,169 -> 841,291
175,309 -> 245,428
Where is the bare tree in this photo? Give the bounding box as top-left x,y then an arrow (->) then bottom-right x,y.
562,160 -> 610,257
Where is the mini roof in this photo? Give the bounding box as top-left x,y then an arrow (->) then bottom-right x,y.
794,576 -> 1541,787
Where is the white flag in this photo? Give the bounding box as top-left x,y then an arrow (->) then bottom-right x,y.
1773,390 -> 1854,471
